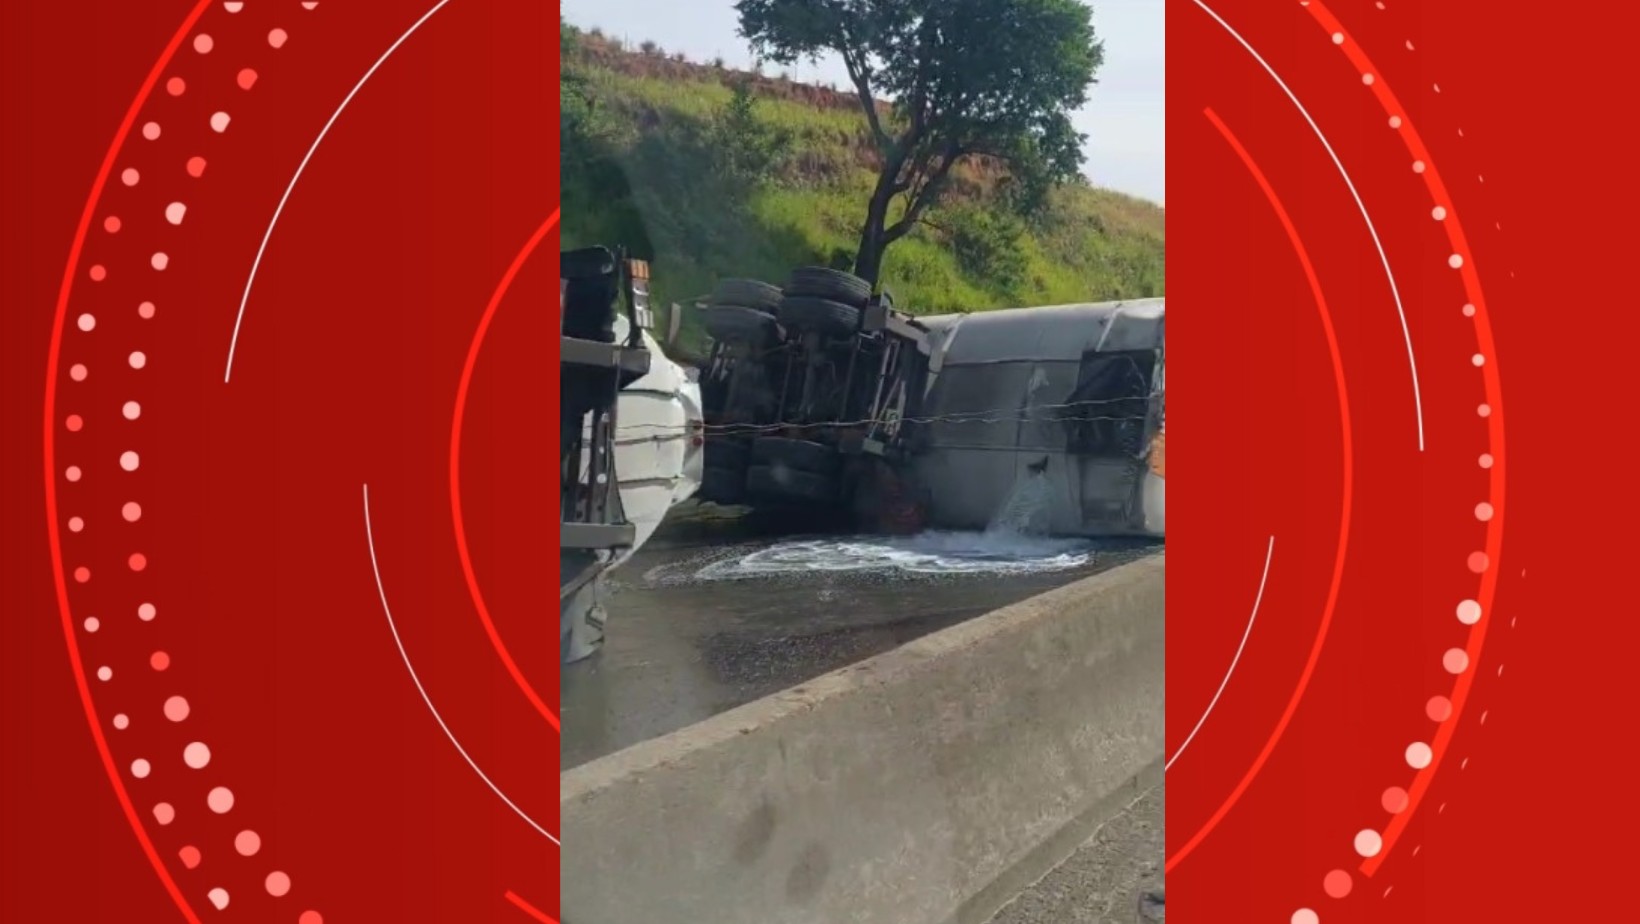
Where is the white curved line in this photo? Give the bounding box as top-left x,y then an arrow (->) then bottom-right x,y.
1195,0 -> 1425,451
363,484 -> 560,846
1165,536 -> 1274,773
224,0 -> 454,382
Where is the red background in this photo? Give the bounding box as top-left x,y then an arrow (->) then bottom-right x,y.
1167,0 -> 1639,920
1,0 -> 1636,922
2,1 -> 556,921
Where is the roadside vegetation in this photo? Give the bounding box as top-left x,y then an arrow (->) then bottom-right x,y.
561,18 -> 1164,323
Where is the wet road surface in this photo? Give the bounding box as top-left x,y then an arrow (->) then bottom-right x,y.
561,506 -> 1158,769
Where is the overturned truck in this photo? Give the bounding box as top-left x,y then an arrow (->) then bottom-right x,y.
692,267 -> 1164,538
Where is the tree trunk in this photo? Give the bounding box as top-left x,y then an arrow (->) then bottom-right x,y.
852,173 -> 896,286
852,231 -> 884,287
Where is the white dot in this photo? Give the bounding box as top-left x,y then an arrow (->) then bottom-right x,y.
131,758 -> 151,778
184,742 -> 212,769
225,1 -> 244,11
1432,206 -> 1447,220
1479,453 -> 1494,469
1448,254 -> 1464,269
165,202 -> 187,225
77,313 -> 96,332
124,401 -> 142,420
194,33 -> 214,54
1362,73 -> 1376,85
1477,404 -> 1491,418
84,617 -> 100,633
71,364 -> 88,381
113,713 -> 130,730
121,168 -> 140,186
139,602 -> 157,621
207,888 -> 230,911
1412,160 -> 1426,173
150,252 -> 169,271
1471,354 -> 1485,368
210,111 -> 232,133
1406,741 -> 1433,769
154,803 -> 175,824
69,516 -> 85,532
1389,115 -> 1402,128
208,786 -> 235,813
139,301 -> 157,319
1331,32 -> 1344,44
65,466 -> 82,482
120,451 -> 140,471
1292,911 -> 1320,924
1354,828 -> 1383,857
129,351 -> 147,369
1462,303 -> 1476,317
1475,501 -> 1494,521
142,121 -> 162,140
1457,599 -> 1483,624
1444,648 -> 1470,674
97,666 -> 113,681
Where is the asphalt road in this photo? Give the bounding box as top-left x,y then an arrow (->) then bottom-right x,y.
561,505 -> 1158,769
987,783 -> 1165,924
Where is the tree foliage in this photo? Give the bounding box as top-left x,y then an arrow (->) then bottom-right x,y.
735,0 -> 1101,284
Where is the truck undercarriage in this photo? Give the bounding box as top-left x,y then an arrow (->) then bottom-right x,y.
689,267 -> 1165,539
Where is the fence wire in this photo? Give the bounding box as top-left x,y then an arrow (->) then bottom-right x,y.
603,395 -> 1162,440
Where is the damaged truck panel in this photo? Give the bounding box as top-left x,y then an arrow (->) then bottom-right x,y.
910,300 -> 1165,538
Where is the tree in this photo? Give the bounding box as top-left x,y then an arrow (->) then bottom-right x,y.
735,0 -> 1101,286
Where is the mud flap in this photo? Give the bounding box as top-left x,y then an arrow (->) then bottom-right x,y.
850,459 -> 927,535
561,551 -> 608,666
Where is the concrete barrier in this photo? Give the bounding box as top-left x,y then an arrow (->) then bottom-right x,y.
561,554 -> 1165,924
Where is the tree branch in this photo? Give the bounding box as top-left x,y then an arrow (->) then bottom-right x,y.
883,141 -> 963,244
838,36 -> 891,151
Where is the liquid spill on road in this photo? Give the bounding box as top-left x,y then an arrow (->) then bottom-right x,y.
690,531 -> 1097,579
651,471 -> 1098,582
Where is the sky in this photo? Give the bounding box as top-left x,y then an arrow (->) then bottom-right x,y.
561,0 -> 1165,206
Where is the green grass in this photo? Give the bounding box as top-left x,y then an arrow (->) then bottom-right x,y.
562,32 -> 1164,322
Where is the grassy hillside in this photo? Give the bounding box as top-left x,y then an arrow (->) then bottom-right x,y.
561,24 -> 1164,320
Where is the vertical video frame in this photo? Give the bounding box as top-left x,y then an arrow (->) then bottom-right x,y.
559,1 -> 1164,921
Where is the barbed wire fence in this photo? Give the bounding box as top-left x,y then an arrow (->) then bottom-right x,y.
606,394 -> 1163,441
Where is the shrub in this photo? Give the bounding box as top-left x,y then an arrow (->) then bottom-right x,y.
707,81 -> 792,183
950,209 -> 1030,293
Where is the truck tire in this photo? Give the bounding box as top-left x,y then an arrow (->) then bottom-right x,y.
784,266 -> 872,308
777,295 -> 860,338
752,437 -> 840,474
746,463 -> 839,504
702,304 -> 779,345
709,278 -> 784,315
